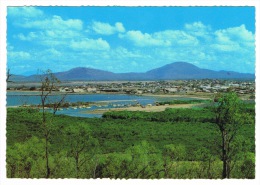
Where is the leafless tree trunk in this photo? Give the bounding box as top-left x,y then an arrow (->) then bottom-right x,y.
6,69 -> 13,82
39,69 -> 66,178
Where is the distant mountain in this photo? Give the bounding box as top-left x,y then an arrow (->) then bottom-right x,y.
8,75 -> 28,82
11,62 -> 255,82
145,62 -> 254,80
146,62 -> 210,79
55,67 -> 118,81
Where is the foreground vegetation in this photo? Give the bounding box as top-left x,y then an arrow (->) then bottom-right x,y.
6,94 -> 255,179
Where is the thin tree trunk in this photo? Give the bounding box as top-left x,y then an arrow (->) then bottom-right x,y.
45,131 -> 50,178
222,130 -> 228,179
10,165 -> 16,178
207,158 -> 212,179
93,159 -> 99,179
76,153 -> 79,179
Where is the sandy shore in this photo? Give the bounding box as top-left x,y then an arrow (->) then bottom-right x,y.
147,94 -> 211,100
83,103 -> 202,114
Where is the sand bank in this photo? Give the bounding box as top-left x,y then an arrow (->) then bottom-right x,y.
83,103 -> 202,114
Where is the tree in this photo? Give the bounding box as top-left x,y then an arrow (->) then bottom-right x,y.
39,69 -> 66,178
6,68 -> 13,82
194,147 -> 216,178
6,137 -> 45,178
213,92 -> 253,178
124,141 -> 161,178
64,123 -> 99,178
162,144 -> 186,178
240,152 -> 255,179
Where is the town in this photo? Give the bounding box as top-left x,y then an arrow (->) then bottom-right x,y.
7,79 -> 255,99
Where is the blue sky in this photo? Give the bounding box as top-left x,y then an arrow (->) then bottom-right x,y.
7,6 -> 255,75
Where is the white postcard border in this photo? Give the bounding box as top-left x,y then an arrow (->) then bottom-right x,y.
0,1 -> 259,185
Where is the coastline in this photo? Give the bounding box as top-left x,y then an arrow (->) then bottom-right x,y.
6,90 -> 212,99
82,103 -> 202,115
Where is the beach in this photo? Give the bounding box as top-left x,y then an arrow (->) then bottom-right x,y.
83,103 -> 202,114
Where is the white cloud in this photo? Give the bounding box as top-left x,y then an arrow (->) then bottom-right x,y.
8,16 -> 255,74
10,8 -> 84,48
115,22 -> 125,33
91,21 -> 125,35
211,43 -> 241,52
120,30 -> 198,47
120,30 -> 171,47
15,32 -> 38,41
184,21 -> 211,37
45,30 -> 81,38
154,30 -> 199,46
8,7 -> 44,18
212,24 -> 255,52
185,21 -> 209,30
7,43 -> 14,51
8,51 -> 31,60
18,15 -> 83,31
70,38 -> 110,51
216,24 -> 254,42
214,25 -> 255,49
111,47 -> 143,59
15,33 -> 28,41
131,61 -> 138,66
14,29 -> 85,49
16,29 -> 82,42
47,48 -> 62,57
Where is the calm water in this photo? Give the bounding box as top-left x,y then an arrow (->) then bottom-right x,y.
6,92 -> 196,118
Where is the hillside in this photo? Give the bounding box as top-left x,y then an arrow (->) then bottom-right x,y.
11,62 -> 255,81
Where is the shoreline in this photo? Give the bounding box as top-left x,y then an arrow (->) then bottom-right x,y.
6,90 -> 212,99
82,103 -> 202,115
145,93 -> 211,100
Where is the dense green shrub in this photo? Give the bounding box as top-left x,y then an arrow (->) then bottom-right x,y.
6,102 -> 255,178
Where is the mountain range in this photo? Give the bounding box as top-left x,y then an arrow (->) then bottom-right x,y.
10,62 -> 255,82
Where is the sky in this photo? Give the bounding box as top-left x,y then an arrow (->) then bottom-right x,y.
7,6 -> 255,75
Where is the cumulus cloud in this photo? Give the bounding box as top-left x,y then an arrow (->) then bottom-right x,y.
15,32 -> 37,41
8,10 -> 255,74
211,43 -> 241,52
212,24 -> 255,52
110,47 -> 146,60
140,23 -> 254,73
9,7 -> 83,34
15,29 -> 82,43
216,24 -> 254,41
9,7 -> 84,49
119,30 -> 171,47
91,21 -> 125,35
70,38 -> 110,51
17,15 -> 83,31
214,24 -> 254,48
47,48 -> 62,57
184,21 -> 211,37
8,51 -> 31,60
8,7 -> 44,18
120,30 -> 198,47
154,30 -> 199,46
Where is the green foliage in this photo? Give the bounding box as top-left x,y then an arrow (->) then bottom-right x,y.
63,122 -> 100,178
6,96 -> 255,178
163,144 -> 186,161
7,136 -> 45,178
239,152 -> 255,179
6,108 -> 42,145
124,141 -> 161,178
212,92 -> 255,178
157,99 -> 210,105
103,108 -> 215,123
